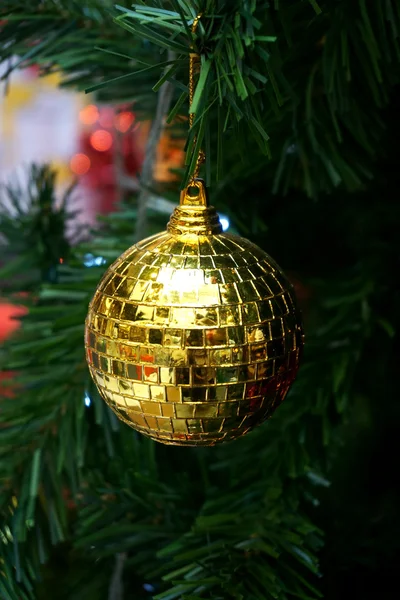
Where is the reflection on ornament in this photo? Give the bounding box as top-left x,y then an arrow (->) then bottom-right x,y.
90,130 -> 113,152
85,180 -> 304,446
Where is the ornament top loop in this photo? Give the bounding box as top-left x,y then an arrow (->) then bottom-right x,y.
180,179 -> 208,207
167,179 -> 223,236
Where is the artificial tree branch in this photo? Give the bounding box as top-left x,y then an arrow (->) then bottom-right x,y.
114,128 -> 140,201
108,552 -> 127,600
134,50 -> 175,241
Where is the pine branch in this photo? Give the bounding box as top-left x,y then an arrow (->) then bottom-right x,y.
0,170 -> 382,599
0,164 -> 75,289
1,1 -> 400,597
2,2 -> 400,194
0,1 -> 166,111
112,1 -> 277,186
108,553 -> 126,600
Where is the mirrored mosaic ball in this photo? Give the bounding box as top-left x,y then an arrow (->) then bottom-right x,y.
85,183 -> 304,446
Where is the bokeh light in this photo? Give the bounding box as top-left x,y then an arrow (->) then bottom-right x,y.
90,130 -> 113,152
84,253 -> 106,267
99,108 -> 115,128
115,111 -> 135,133
70,153 -> 91,175
219,216 -> 230,231
79,104 -> 99,125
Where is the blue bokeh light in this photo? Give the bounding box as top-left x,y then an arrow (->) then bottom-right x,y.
84,253 -> 106,267
219,216 -> 230,231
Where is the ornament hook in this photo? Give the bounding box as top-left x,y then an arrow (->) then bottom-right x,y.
188,14 -> 205,182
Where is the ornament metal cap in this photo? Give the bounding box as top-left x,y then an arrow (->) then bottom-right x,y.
167,178 -> 223,236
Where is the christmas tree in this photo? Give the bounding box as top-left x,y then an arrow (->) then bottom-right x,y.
1,2 -> 400,599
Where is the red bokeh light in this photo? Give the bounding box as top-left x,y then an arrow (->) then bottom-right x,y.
0,301 -> 27,342
115,111 -> 135,133
90,130 -> 113,152
70,153 -> 91,175
99,108 -> 115,128
79,104 -> 99,125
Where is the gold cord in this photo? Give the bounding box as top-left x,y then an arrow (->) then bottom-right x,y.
189,14 -> 205,180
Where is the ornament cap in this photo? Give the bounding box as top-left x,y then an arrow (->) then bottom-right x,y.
167,179 -> 223,236
180,178 -> 208,208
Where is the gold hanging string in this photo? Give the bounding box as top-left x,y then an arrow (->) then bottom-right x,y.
189,14 -> 205,180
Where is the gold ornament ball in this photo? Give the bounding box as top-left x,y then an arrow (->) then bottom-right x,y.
85,180 -> 304,446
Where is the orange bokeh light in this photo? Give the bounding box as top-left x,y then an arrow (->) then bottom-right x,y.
115,111 -> 135,133
70,153 -> 91,175
79,104 -> 99,125
90,130 -> 113,152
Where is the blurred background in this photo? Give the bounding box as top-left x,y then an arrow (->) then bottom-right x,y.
0,64 -> 180,222
0,64 -> 185,342
1,3 -> 400,600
